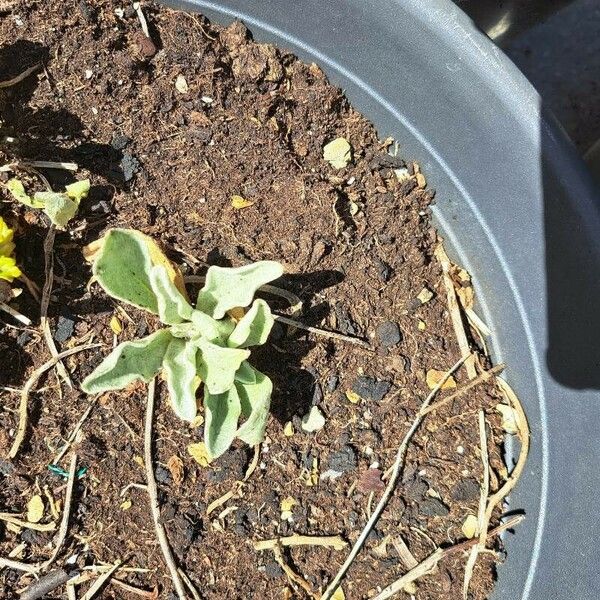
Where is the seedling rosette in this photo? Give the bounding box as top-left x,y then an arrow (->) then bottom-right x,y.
81,228 -> 283,459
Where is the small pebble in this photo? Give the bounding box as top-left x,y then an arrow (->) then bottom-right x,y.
418,497 -> 450,517
376,321 -> 402,348
111,133 -> 131,151
54,315 -> 75,343
351,376 -> 392,402
155,465 -> 171,484
325,445 -> 357,474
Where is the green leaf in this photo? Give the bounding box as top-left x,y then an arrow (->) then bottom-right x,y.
149,265 -> 193,325
6,179 -> 43,208
34,192 -> 79,228
189,309 -> 234,343
235,365 -> 272,446
93,229 -> 159,314
81,329 -> 172,393
196,261 -> 283,319
204,385 -> 242,459
235,360 -> 258,385
227,299 -> 274,348
65,179 -> 90,202
196,337 -> 249,395
162,338 -> 199,421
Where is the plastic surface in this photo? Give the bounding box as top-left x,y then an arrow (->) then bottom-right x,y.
165,1 -> 600,598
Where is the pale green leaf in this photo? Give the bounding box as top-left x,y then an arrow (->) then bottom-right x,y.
34,192 -> 79,228
65,179 -> 90,202
6,179 -> 43,208
149,265 -> 193,325
196,337 -> 249,394
163,338 -> 199,421
81,329 -> 172,393
323,137 -> 352,169
196,261 -> 283,319
235,365 -> 272,446
93,228 -> 159,314
235,360 -> 258,385
189,309 -> 234,343
227,299 -> 274,348
204,385 -> 242,459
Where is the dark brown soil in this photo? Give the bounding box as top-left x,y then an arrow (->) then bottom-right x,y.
0,2 -> 512,599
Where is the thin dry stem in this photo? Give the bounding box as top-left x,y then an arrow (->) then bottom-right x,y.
52,399 -> 97,464
435,243 -> 477,379
144,379 -> 188,600
81,560 -> 122,600
321,354 -> 469,600
42,453 -> 78,570
0,64 -> 41,88
371,516 -> 523,600
272,544 -> 317,598
8,343 -> 100,459
463,411 -> 490,598
41,226 -> 72,387
254,534 -> 347,552
421,364 -> 505,416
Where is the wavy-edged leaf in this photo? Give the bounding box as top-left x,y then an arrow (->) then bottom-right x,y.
163,338 -> 199,421
196,337 -> 249,395
235,365 -> 272,446
65,179 -> 90,202
149,265 -> 193,325
81,329 -> 172,393
189,309 -> 234,343
34,192 -> 79,228
196,261 -> 283,319
227,299 -> 274,348
235,360 -> 258,385
204,385 -> 241,459
6,179 -> 44,208
93,229 -> 159,313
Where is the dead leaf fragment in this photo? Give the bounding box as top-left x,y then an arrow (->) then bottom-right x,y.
110,315 -> 122,335
345,390 -> 361,404
231,195 -> 255,209
426,369 -> 457,390
301,405 -> 325,432
175,74 -> 189,93
120,498 -> 132,511
496,403 -> 519,434
416,172 -> 427,188
167,455 -> 185,486
283,422 -> 294,437
331,586 -> 346,600
26,495 -> 44,523
462,514 -> 479,538
417,287 -> 434,304
188,442 -> 212,466
323,137 -> 352,169
280,496 -> 297,521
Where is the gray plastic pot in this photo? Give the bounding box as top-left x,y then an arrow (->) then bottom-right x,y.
167,1 -> 600,598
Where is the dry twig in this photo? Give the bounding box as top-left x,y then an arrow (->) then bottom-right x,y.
0,64 -> 41,88
421,364 -> 505,416
273,544 -> 316,598
371,516 -> 523,600
52,398 -> 97,464
321,354 -> 469,600
463,411 -> 490,598
144,379 -> 188,600
435,244 -> 477,379
81,560 -> 122,600
8,343 -> 100,458
254,534 -> 347,552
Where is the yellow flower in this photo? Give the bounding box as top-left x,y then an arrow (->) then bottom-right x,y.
0,216 -> 15,257
0,217 -> 20,281
0,256 -> 21,282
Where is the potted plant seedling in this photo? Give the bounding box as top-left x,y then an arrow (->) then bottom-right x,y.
81,228 -> 283,458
